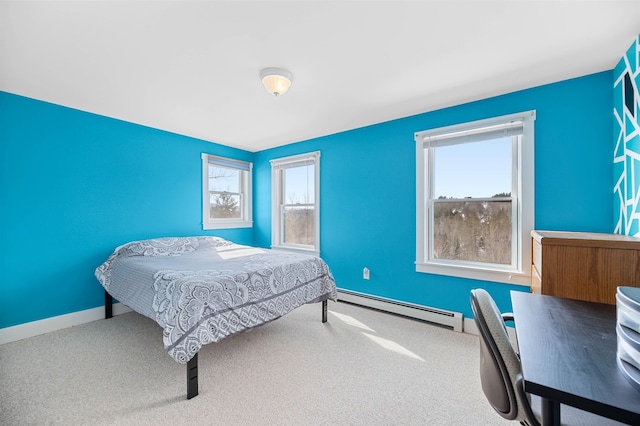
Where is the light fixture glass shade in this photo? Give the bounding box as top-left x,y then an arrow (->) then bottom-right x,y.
260,67 -> 293,96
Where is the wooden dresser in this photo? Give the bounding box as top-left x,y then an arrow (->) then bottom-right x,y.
531,230 -> 640,304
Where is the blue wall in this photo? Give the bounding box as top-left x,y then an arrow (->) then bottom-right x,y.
253,71 -> 614,317
1,70 -> 613,330
0,92 -> 254,328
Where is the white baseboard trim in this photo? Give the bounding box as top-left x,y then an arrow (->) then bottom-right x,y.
463,317 -> 478,335
0,303 -> 132,346
337,289 -> 463,332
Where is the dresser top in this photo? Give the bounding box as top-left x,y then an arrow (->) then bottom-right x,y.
532,230 -> 640,249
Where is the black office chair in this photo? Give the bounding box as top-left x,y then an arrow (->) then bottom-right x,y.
470,288 -> 625,426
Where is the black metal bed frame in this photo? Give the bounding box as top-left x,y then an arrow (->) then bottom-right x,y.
104,291 -> 328,399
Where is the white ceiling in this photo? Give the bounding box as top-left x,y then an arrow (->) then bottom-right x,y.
1,1 -> 639,152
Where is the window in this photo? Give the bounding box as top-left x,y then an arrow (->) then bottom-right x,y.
271,152 -> 320,255
202,154 -> 252,229
415,111 -> 535,285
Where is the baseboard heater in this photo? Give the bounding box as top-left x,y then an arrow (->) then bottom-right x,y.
337,289 -> 463,332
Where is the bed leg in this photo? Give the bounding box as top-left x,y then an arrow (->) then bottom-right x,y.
105,291 -> 113,319
322,300 -> 328,323
187,353 -> 199,399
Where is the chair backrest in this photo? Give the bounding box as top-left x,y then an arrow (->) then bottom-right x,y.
470,289 -> 539,426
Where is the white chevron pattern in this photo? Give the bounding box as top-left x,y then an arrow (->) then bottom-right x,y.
614,35 -> 640,237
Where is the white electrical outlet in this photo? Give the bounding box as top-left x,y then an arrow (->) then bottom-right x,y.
363,267 -> 370,280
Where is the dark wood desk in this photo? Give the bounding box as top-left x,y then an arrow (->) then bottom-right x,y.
511,291 -> 640,425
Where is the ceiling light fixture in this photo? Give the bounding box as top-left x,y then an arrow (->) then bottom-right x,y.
259,67 -> 293,97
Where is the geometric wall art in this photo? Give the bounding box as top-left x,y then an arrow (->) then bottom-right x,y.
614,34 -> 640,237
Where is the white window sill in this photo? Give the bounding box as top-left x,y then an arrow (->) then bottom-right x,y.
271,245 -> 320,257
416,262 -> 530,286
203,220 -> 253,230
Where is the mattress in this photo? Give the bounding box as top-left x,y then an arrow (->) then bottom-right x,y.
95,236 -> 337,363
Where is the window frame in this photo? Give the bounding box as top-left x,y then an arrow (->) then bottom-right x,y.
201,153 -> 253,230
414,111 -> 535,286
270,151 -> 320,256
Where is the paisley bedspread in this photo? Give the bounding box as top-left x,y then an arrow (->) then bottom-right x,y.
95,236 -> 337,364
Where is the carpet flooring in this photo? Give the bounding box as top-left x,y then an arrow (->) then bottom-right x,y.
0,301 -> 510,425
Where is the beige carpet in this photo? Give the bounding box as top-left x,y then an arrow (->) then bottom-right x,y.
0,301 -> 509,425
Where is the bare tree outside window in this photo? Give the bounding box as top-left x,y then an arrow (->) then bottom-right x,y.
282,165 -> 315,246
283,206 -> 315,245
433,195 -> 512,264
208,165 -> 241,219
210,192 -> 241,218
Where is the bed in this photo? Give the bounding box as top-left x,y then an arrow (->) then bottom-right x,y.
95,236 -> 337,399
